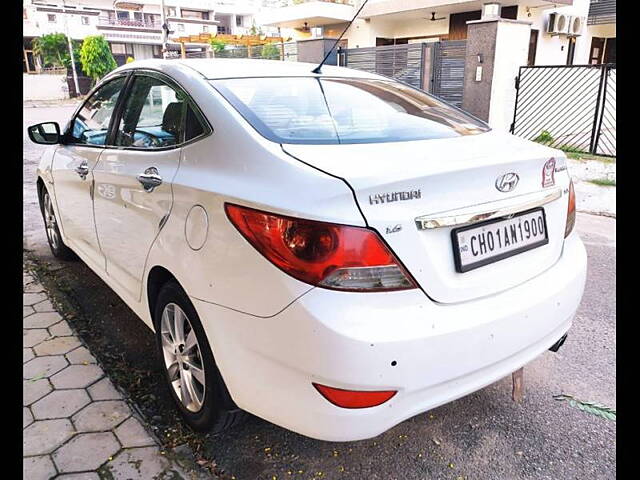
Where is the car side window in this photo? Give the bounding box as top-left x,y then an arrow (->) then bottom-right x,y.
68,76 -> 126,146
114,75 -> 186,149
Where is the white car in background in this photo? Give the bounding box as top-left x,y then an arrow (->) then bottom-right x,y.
28,59 -> 586,442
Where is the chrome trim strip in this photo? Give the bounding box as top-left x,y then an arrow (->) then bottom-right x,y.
415,188 -> 563,230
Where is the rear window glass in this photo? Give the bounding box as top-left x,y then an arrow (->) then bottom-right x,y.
210,77 -> 489,145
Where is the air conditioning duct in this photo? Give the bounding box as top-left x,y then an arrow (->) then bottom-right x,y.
547,13 -> 569,35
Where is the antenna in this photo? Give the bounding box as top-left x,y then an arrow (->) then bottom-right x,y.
311,0 -> 371,74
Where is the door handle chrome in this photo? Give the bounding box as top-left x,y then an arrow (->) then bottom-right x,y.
136,167 -> 163,193
75,161 -> 89,180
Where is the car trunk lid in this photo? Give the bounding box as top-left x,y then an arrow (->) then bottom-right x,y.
283,131 -> 570,304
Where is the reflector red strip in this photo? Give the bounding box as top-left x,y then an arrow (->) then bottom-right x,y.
313,383 -> 397,409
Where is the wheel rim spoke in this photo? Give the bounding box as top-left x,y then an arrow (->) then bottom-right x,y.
184,329 -> 198,353
183,370 -> 203,410
166,361 -> 180,381
185,360 -> 205,385
173,307 -> 186,345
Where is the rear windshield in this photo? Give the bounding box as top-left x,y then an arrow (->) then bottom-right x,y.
210,77 -> 489,145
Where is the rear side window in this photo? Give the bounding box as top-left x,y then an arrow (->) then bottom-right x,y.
211,77 -> 489,145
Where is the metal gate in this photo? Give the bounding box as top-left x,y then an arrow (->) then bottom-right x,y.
338,43 -> 426,89
339,40 -> 467,106
510,64 -> 616,157
430,40 -> 467,107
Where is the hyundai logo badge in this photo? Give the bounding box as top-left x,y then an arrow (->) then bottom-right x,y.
495,173 -> 519,193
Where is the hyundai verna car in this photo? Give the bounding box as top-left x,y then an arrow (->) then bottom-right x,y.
28,59 -> 586,441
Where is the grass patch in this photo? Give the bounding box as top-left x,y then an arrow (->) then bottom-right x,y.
558,145 -> 616,163
588,178 -> 616,187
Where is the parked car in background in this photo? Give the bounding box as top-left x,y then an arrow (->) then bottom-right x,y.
28,59 -> 586,441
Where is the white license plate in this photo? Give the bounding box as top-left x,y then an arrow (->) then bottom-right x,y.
452,208 -> 548,273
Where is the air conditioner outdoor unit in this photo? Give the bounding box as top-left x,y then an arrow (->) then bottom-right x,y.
547,13 -> 569,35
568,16 -> 586,36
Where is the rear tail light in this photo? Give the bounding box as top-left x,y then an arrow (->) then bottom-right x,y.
225,203 -> 417,292
565,179 -> 576,237
312,383 -> 397,408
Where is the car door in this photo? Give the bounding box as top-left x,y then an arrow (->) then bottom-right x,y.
52,74 -> 129,268
92,71 -> 189,302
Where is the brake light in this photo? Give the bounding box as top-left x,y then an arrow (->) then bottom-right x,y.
312,383 -> 397,408
565,179 -> 576,237
225,203 -> 417,291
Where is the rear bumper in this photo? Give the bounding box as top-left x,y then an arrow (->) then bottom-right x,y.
192,233 -> 587,441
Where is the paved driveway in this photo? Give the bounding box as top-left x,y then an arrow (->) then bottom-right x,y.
24,105 -> 616,480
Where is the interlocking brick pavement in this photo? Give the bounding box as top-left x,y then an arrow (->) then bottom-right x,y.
23,267 -> 208,479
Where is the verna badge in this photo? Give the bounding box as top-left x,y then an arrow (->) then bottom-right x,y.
542,158 -> 556,188
495,173 -> 519,193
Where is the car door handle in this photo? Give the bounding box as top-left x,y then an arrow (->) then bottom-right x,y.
136,167 -> 163,192
75,161 -> 89,180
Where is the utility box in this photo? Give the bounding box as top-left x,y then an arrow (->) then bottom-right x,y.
296,37 -> 339,66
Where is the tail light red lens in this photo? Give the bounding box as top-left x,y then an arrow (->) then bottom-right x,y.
565,179 -> 576,237
225,203 -> 417,291
313,383 -> 397,409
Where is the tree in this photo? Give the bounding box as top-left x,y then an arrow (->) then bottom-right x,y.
79,35 -> 117,83
32,33 -> 81,70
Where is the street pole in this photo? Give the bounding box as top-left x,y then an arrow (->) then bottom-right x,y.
160,0 -> 169,58
62,0 -> 80,95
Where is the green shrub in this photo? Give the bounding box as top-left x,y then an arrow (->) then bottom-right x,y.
261,43 -> 280,60
533,130 -> 554,145
79,35 -> 117,83
210,38 -> 227,53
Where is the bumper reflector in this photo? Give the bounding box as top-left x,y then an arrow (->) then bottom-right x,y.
313,383 -> 397,409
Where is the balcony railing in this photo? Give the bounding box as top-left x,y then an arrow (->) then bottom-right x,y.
97,16 -> 161,29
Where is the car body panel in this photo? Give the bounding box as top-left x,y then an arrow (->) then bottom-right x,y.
51,144 -> 105,268
93,147 -> 181,302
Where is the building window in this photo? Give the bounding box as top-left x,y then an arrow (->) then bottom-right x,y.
236,15 -> 243,27
182,9 -> 206,19
81,16 -> 89,25
167,7 -> 176,17
117,11 -> 129,21
177,23 -> 184,31
203,25 -> 209,32
111,43 -> 127,55
202,12 -> 209,20
47,14 -> 56,23
23,8 -> 27,19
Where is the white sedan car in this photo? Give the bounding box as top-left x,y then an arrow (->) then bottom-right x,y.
29,59 -> 586,442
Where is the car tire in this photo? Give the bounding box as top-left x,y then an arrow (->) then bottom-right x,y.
40,189 -> 76,261
154,280 -> 246,433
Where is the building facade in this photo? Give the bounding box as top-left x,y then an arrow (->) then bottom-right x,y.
23,0 -> 271,72
260,0 -> 616,67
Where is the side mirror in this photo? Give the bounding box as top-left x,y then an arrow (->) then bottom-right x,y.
27,122 -> 61,145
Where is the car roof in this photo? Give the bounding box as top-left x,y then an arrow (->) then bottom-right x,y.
111,58 -> 385,81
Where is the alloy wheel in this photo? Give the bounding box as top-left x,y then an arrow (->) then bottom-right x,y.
43,192 -> 60,251
160,303 -> 206,412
